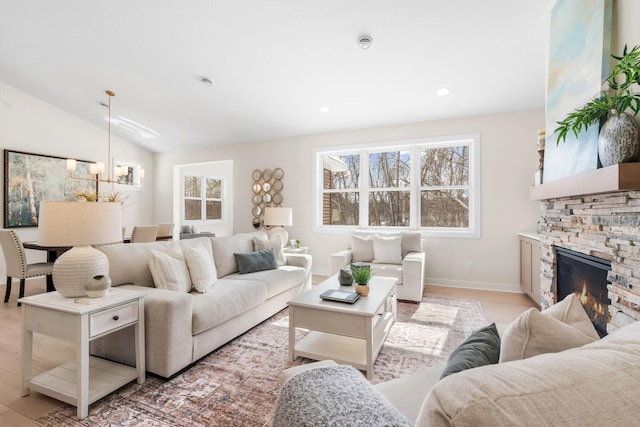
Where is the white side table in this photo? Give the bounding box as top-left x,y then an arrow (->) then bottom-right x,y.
283,246 -> 309,254
20,288 -> 145,419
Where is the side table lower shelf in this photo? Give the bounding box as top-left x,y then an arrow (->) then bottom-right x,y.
28,356 -> 139,407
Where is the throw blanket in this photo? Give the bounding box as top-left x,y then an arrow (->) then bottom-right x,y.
273,365 -> 412,427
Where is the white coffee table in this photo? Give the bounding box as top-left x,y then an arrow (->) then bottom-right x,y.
288,275 -> 397,379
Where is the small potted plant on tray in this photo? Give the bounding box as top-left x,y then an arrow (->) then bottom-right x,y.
352,265 -> 374,297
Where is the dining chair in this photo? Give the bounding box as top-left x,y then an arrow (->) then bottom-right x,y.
0,230 -> 54,306
130,225 -> 159,243
157,223 -> 175,239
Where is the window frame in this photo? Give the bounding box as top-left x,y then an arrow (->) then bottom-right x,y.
182,173 -> 225,224
313,134 -> 481,238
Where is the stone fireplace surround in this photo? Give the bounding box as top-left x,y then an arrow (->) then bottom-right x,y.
538,189 -> 640,332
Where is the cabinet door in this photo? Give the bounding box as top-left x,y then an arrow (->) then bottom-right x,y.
520,238 -> 532,294
530,241 -> 542,305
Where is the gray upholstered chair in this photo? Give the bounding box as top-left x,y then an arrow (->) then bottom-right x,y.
0,230 -> 54,305
130,225 -> 159,243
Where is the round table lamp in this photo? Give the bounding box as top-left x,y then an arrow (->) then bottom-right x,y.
38,201 -> 122,297
263,207 -> 292,246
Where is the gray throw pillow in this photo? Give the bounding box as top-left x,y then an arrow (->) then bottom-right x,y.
234,248 -> 278,274
440,323 -> 501,380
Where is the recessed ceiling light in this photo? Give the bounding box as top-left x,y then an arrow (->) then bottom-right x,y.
319,106 -> 329,113
201,77 -> 214,87
437,87 -> 450,97
358,36 -> 373,50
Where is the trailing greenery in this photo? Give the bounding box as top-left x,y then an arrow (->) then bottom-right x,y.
352,265 -> 374,285
555,44 -> 640,144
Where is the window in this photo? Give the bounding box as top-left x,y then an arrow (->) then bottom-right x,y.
184,175 -> 223,222
314,134 -> 480,237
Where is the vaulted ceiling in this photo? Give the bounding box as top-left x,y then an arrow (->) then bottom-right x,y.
0,0 -> 552,152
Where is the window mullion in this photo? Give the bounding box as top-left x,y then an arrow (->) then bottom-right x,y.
360,150 -> 368,228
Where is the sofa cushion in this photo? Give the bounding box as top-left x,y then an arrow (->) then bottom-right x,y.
543,293 -> 600,339
100,240 -> 173,287
351,234 -> 374,262
183,243 -> 217,293
499,304 -> 599,363
370,263 -> 403,285
372,234 -> 403,264
418,321 -> 640,427
235,249 -> 278,274
224,265 -> 307,298
350,231 -> 423,258
148,246 -> 192,293
191,278 -> 268,335
211,232 -> 264,277
440,323 -> 501,379
253,234 -> 286,265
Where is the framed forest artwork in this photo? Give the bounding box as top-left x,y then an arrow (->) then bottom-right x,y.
4,150 -> 98,228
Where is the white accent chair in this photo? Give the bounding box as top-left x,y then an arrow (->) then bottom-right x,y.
130,225 -> 159,243
0,230 -> 54,305
329,231 -> 426,302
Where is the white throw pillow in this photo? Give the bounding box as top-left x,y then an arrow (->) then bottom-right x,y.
351,235 -> 374,262
148,246 -> 192,293
371,235 -> 403,264
183,244 -> 217,293
252,235 -> 286,265
499,294 -> 600,363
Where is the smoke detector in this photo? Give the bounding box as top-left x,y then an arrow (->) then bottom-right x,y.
358,36 -> 373,50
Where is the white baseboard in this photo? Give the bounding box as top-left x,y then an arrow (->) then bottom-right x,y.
425,277 -> 523,294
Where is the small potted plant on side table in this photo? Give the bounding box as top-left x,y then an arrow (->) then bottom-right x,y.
352,265 -> 374,297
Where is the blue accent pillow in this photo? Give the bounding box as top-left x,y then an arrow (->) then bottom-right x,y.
440,323 -> 501,380
234,248 -> 278,274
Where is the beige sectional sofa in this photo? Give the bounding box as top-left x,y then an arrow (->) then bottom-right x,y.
91,231 -> 311,378
275,296 -> 640,426
329,231 -> 426,302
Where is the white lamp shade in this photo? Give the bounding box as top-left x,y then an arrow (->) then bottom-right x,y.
38,201 -> 122,247
37,202 -> 122,298
263,207 -> 292,226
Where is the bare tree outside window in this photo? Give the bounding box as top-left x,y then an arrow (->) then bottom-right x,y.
315,136 -> 478,235
322,154 -> 360,225
420,146 -> 469,228
184,175 -> 223,221
368,151 -> 410,226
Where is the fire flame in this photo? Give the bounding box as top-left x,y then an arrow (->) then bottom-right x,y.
575,283 -> 608,321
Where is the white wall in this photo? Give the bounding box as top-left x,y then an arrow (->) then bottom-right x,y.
0,81 -> 154,279
156,108 -> 544,292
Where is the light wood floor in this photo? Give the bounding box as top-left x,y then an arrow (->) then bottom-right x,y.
0,277 -> 536,425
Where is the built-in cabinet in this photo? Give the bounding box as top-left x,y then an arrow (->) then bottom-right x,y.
519,234 -> 541,307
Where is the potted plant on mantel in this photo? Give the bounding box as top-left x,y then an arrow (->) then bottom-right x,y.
555,44 -> 640,167
352,265 -> 374,297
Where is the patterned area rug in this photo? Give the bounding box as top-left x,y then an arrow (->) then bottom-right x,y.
35,295 -> 488,426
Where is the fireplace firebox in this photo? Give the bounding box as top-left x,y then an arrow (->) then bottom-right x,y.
555,247 -> 611,337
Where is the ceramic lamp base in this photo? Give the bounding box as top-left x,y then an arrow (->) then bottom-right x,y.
53,246 -> 109,297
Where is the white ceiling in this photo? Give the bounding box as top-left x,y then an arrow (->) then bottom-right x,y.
0,0 -> 552,153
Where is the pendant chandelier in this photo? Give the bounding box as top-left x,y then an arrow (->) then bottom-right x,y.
66,90 -> 144,184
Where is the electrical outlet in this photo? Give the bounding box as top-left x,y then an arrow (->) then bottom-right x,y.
467,260 -> 474,270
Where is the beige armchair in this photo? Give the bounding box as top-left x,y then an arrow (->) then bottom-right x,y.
329,231 -> 426,302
